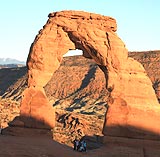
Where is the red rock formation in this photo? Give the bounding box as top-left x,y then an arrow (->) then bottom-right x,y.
22,10 -> 118,130
6,10 -> 160,139
103,98 -> 160,140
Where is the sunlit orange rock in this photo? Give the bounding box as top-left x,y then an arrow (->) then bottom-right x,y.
20,87 -> 55,128
8,10 -> 159,138
103,98 -> 160,140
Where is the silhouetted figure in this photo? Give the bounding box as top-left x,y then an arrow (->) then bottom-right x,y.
77,140 -> 81,151
73,138 -> 79,151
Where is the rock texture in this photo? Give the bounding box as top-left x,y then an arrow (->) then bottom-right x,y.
129,51 -> 160,102
5,11 -> 160,139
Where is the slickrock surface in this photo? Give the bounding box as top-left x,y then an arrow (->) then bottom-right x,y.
0,134 -> 160,157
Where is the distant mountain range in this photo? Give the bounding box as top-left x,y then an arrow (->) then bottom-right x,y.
0,58 -> 26,69
0,58 -> 26,65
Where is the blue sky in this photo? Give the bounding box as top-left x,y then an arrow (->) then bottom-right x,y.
0,0 -> 160,61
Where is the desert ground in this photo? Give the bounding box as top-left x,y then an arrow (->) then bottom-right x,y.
1,134 -> 160,157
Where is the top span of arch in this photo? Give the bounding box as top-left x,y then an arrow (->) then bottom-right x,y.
27,10 -> 127,87
48,10 -> 117,32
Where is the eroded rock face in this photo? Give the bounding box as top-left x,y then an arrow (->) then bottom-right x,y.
11,11 -> 160,138
103,98 -> 160,140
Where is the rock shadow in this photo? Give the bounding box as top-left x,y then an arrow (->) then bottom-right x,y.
68,64 -> 98,97
54,64 -> 98,108
0,67 -> 27,96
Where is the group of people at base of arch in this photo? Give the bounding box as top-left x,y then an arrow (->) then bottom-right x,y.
73,138 -> 87,152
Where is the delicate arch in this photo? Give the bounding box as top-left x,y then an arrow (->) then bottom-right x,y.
6,11 -> 159,140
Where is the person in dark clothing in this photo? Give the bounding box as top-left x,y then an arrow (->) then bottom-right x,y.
73,138 -> 79,151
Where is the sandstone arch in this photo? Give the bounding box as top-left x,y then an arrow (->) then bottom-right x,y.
7,11 -> 160,139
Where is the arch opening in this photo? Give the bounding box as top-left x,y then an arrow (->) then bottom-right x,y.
63,49 -> 83,57
44,50 -> 108,147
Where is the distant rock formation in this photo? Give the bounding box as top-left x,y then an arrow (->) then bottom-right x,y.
0,58 -> 25,65
6,11 -> 160,139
